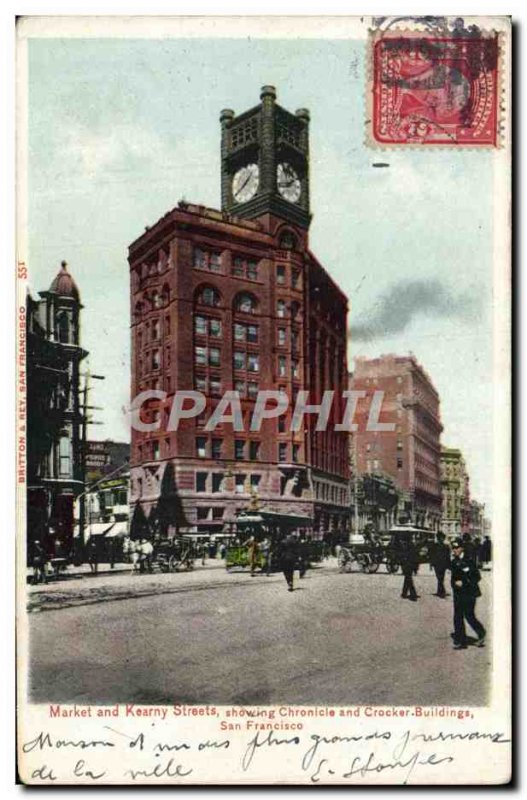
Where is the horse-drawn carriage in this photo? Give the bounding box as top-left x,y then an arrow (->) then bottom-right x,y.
338,525 -> 436,574
152,536 -> 196,572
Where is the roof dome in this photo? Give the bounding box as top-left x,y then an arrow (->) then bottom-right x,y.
49,261 -> 80,301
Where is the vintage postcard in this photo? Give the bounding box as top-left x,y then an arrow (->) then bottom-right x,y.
16,15 -> 512,785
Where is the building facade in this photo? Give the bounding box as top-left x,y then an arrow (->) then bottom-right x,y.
129,86 -> 350,538
440,446 -> 471,536
350,354 -> 443,531
26,262 -> 87,559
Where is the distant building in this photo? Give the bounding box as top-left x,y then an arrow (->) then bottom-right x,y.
469,499 -> 486,539
26,262 -> 87,558
350,354 -> 443,531
440,446 -> 471,536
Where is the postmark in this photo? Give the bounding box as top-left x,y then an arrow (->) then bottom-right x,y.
369,29 -> 500,146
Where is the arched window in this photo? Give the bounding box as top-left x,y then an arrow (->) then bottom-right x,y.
57,312 -> 70,343
279,229 -> 297,250
234,292 -> 257,314
196,286 -> 221,307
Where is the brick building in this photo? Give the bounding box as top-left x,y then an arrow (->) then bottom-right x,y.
440,446 -> 472,536
129,86 -> 349,537
349,354 -> 443,531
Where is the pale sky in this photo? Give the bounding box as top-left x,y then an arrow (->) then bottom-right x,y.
27,36 -> 495,511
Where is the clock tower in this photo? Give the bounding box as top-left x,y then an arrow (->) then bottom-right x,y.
220,85 -> 311,229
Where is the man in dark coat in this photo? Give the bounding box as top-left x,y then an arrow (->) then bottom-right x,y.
461,532 -> 476,565
279,533 -> 298,592
429,532 -> 451,598
398,537 -> 419,601
450,539 -> 486,649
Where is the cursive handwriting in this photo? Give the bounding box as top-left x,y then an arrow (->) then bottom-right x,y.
23,731 -> 115,753
125,758 -> 193,780
242,729 -> 300,771
302,730 -> 391,771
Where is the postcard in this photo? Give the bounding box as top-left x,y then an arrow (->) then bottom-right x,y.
16,14 -> 511,785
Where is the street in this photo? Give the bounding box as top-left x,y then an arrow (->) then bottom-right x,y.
28,561 -> 491,707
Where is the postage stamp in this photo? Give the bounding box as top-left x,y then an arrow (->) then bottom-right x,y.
370,30 -> 500,146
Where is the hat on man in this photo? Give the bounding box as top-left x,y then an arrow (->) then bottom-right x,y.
451,539 -> 463,549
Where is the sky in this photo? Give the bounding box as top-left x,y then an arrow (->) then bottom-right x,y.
26,35 -> 495,511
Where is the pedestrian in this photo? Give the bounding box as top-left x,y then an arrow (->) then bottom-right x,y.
260,536 -> 272,576
398,537 -> 419,601
87,537 -> 99,574
243,535 -> 259,577
461,532 -> 476,565
279,533 -> 298,592
450,539 -> 486,649
429,532 -> 451,598
31,539 -> 48,585
482,535 -> 492,568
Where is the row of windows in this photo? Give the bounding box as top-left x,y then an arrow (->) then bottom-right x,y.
365,457 -> 404,472
195,286 -> 301,319
313,481 -> 348,506
196,471 -> 261,494
194,248 -> 302,289
195,437 -> 300,463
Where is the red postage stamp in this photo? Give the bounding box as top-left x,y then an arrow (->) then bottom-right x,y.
371,31 -> 500,146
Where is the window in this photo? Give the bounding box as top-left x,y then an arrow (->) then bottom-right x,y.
278,328 -> 286,346
212,473 -> 224,493
235,474 -> 245,494
292,269 -> 300,289
232,256 -> 258,280
292,330 -> 299,352
235,440 -> 245,460
250,474 -> 261,489
277,300 -> 286,318
197,286 -> 220,307
210,379 -> 221,396
196,437 -> 207,458
194,248 -> 222,272
195,316 -> 207,335
195,346 -> 207,366
249,441 -> 260,461
153,441 -> 160,461
292,444 -> 300,463
59,436 -> 70,476
234,351 -> 246,371
234,323 -> 246,341
397,440 -> 403,451
152,319 -> 160,340
291,301 -> 300,320
209,319 -> 222,338
277,265 -> 286,285
247,261 -> 258,280
234,380 -> 246,396
292,359 -> 300,379
247,325 -> 258,344
209,347 -> 221,367
278,416 -> 286,433
247,381 -> 259,399
152,350 -> 160,370
397,458 -> 403,469
196,472 -> 207,492
279,443 -> 288,463
197,507 -> 210,520
212,507 -> 224,520
278,355 -> 287,377
247,354 -> 259,373
279,230 -> 297,250
211,439 -> 223,460
195,376 -> 207,392
397,376 -> 403,384
235,293 -> 257,314
232,257 -> 244,277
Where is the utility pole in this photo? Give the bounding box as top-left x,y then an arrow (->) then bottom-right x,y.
78,371 -> 105,550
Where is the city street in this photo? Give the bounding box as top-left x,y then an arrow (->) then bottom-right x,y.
28,561 -> 491,707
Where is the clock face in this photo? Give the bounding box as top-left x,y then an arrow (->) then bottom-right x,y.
277,162 -> 301,203
232,164 -> 259,203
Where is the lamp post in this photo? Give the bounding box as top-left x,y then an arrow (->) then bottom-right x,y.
78,371 -> 105,550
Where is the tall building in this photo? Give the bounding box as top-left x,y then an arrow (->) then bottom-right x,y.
349,354 -> 443,531
129,86 -> 350,537
26,262 -> 87,558
440,446 -> 471,536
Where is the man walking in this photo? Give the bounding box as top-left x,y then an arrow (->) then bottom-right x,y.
279,533 -> 298,592
450,539 -> 486,649
429,532 -> 450,598
398,537 -> 419,601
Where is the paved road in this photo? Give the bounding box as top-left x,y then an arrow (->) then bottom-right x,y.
28,564 -> 490,707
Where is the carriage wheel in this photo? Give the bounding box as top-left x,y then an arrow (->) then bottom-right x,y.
364,559 -> 380,574
168,555 -> 182,572
186,558 -> 195,571
386,559 -> 399,574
